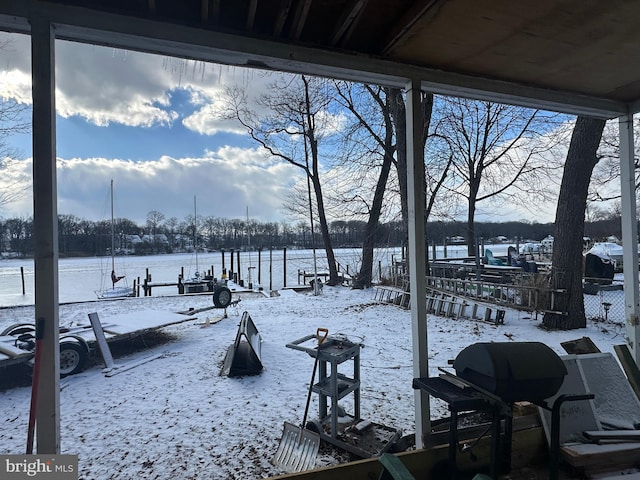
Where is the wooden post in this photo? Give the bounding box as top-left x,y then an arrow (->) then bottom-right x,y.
221,249 -> 225,272
236,250 -> 241,284
269,247 -> 273,291
378,260 -> 382,282
258,248 -> 262,284
283,247 -> 287,288
20,266 -> 25,295
230,249 -> 234,278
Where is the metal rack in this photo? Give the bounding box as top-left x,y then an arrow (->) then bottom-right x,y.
287,333 -> 401,458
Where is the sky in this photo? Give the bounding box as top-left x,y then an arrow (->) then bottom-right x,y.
0,31 -> 575,227
0,31 -> 302,225
0,285 -> 636,478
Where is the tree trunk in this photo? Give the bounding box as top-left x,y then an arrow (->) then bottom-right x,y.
466,176 -> 481,257
354,149 -> 394,288
543,116 -> 606,329
311,174 -> 340,285
389,89 -> 409,237
389,90 -> 433,278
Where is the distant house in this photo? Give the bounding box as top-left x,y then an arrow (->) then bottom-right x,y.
541,235 -> 554,252
121,234 -> 142,254
125,234 -> 142,245
141,234 -> 168,245
448,235 -> 465,245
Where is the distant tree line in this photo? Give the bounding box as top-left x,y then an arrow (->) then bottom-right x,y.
0,212 -> 623,258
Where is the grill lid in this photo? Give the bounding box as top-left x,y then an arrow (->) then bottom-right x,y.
453,342 -> 567,403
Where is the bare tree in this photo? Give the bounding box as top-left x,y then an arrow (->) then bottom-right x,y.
219,74 -> 341,285
331,83 -> 397,288
328,84 -> 444,286
435,98 -> 563,255
543,116 -> 606,329
146,210 -> 165,253
588,119 -> 640,213
0,98 -> 31,210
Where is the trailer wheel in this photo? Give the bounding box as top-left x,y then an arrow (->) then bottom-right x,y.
213,286 -> 232,308
59,340 -> 88,377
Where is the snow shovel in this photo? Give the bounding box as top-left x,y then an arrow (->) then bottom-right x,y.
273,327 -> 328,473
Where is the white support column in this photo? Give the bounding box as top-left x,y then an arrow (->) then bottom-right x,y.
406,78 -> 430,448
620,113 -> 640,363
31,15 -> 60,453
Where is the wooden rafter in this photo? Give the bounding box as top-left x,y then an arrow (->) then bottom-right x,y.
289,0 -> 312,40
201,0 -> 209,22
246,0 -> 258,31
211,0 -> 221,25
330,0 -> 368,47
273,0 -> 292,37
380,0 -> 443,56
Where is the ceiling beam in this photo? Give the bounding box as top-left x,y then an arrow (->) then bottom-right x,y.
273,0 -> 292,37
381,0 -> 443,56
246,0 -> 258,32
211,0 -> 220,25
201,0 -> 208,23
289,0 -> 312,40
330,0 -> 368,47
0,1 -> 628,119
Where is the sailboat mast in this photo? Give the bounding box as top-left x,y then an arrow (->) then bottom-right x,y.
194,195 -> 198,273
246,206 -> 251,255
110,179 -> 115,274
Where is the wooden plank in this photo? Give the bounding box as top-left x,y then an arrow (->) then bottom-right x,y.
584,430 -> 640,442
561,442 -> 640,473
561,336 -> 601,355
88,312 -> 115,371
598,473 -> 640,480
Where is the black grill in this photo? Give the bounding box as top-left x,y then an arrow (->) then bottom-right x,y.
413,341 -> 590,480
453,341 -> 567,403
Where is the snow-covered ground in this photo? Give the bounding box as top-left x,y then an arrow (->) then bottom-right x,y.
0,286 -> 629,479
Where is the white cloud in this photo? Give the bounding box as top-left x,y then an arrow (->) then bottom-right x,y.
0,70 -> 31,105
182,98 -> 248,136
0,148 -> 299,224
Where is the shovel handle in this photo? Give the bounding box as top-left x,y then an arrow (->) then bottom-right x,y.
316,328 -> 328,346
300,328 -> 329,431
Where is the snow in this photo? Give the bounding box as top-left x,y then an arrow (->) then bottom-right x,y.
0,285 -> 630,479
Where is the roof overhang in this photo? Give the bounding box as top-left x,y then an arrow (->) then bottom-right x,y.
0,0 -> 631,119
